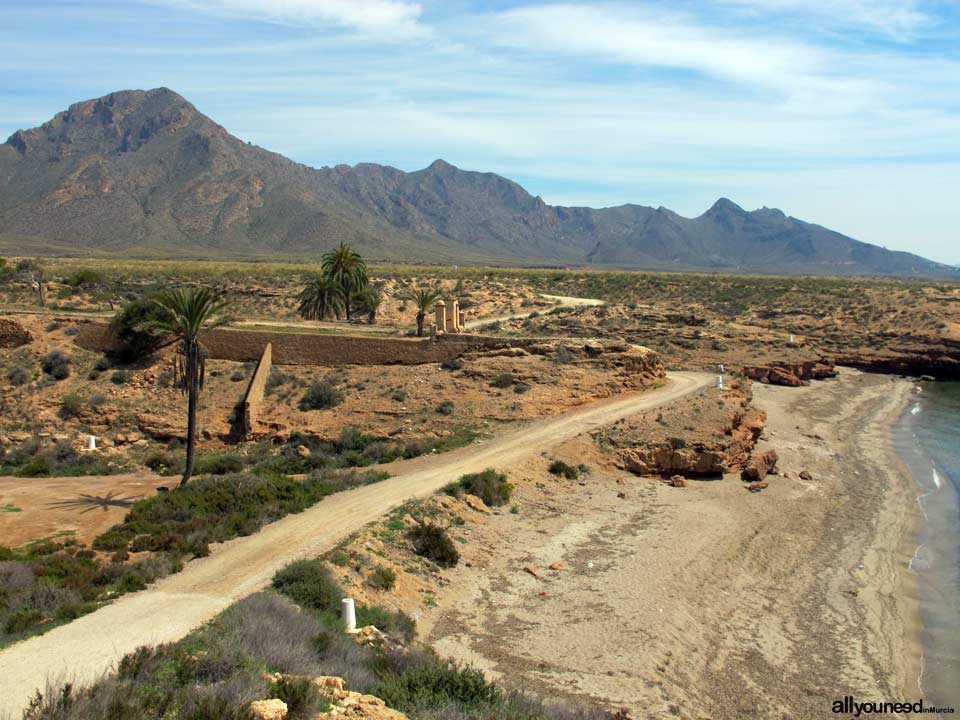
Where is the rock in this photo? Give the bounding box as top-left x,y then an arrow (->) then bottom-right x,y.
617,491 -> 627,499
799,470 -> 814,481
0,319 -> 32,348
668,475 -> 688,488
314,676 -> 347,692
583,340 -> 604,357
125,431 -> 142,444
547,562 -> 564,571
354,625 -> 386,646
746,481 -> 769,492
463,494 -> 489,513
249,699 -> 288,720
523,566 -> 543,579
295,444 -> 311,458
742,450 -> 778,482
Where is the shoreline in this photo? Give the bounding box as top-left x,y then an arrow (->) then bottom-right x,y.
416,369 -> 922,718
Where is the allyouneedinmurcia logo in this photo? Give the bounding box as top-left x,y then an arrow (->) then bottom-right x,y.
832,696 -> 955,716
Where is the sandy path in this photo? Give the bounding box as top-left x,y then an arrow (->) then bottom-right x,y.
464,294 -> 604,330
0,371 -> 708,716
420,369 -> 921,719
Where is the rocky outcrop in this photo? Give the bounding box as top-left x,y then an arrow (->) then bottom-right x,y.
0,318 -> 31,348
742,360 -> 837,386
249,699 -> 287,720
258,673 -> 407,720
742,450 -> 778,482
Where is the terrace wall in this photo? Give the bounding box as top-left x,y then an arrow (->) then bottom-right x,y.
241,342 -> 272,436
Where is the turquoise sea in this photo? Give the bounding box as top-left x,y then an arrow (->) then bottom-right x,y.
893,381 -> 960,708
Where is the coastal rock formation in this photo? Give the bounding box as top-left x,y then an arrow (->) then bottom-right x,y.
743,450 -> 778,482
0,318 -> 31,348
742,360 -> 837,386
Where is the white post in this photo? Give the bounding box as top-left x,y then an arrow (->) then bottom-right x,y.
789,334 -> 795,344
716,375 -> 724,389
87,435 -> 97,451
341,597 -> 357,633
718,363 -> 724,374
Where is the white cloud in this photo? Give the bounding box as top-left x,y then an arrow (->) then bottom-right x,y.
488,4 -> 829,92
719,0 -> 932,40
147,0 -> 425,38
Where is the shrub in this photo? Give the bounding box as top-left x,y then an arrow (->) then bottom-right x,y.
272,559 -> 343,613
435,400 -> 455,415
59,393 -> 85,419
112,295 -> 173,362
669,437 -> 687,449
378,659 -> 497,709
110,370 -> 131,385
548,460 -> 580,479
299,380 -> 343,411
490,373 -> 514,389
390,387 -> 407,402
513,382 -> 530,394
65,269 -> 105,287
193,453 -> 245,476
456,468 -> 513,506
369,564 -> 397,591
41,351 -> 71,380
554,345 -> 576,364
440,357 -> 463,371
93,357 -> 112,372
6,366 -> 30,386
407,523 -> 459,568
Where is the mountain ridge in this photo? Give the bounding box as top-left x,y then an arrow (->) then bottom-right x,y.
0,87 -> 954,277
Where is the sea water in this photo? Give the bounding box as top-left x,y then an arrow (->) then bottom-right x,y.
894,381 -> 960,707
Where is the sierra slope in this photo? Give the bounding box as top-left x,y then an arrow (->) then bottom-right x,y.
0,88 -> 952,276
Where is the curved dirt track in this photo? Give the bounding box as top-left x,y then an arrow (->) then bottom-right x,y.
0,371 -> 709,715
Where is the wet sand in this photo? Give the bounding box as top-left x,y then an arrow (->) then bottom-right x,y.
418,369 -> 921,718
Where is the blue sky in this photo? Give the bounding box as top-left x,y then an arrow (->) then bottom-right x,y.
1,0 -> 958,264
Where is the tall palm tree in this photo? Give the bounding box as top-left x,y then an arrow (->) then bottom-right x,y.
407,288 -> 442,337
151,288 -> 229,488
321,243 -> 367,320
298,274 -> 345,321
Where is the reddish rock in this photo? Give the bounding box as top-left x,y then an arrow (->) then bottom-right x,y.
799,470 -> 814,481
742,450 -> 778,482
746,481 -> 769,492
668,475 -> 688,488
0,319 -> 32,348
523,566 -> 543,580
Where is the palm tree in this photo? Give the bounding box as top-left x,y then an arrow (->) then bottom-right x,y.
407,288 -> 442,337
298,274 -> 345,321
321,243 -> 367,320
151,288 -> 229,488
352,286 -> 382,324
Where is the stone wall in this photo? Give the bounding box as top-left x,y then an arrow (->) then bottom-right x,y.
0,318 -> 32,348
73,322 -> 537,366
241,342 -> 272,437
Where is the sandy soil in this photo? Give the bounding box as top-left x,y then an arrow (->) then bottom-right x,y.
0,371 -> 709,717
0,472 -> 166,547
418,369 -> 921,719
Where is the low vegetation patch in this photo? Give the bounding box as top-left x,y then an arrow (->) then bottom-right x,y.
407,521 -> 460,568
445,468 -> 513,506
547,459 -> 588,480
0,437 -> 118,478
299,379 -> 344,411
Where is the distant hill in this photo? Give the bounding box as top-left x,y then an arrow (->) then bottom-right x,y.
0,88 -> 954,277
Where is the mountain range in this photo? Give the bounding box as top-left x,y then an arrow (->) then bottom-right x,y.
0,88 -> 953,277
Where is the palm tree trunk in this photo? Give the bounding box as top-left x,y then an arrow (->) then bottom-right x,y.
417,312 -> 425,337
180,380 -> 198,488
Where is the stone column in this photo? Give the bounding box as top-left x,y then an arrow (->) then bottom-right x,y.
435,300 -> 446,333
458,309 -> 466,331
444,298 -> 458,333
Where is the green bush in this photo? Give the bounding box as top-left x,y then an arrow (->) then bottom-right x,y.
390,387 -> 407,402
407,523 -> 459,568
378,659 -> 497,709
369,564 -> 397,590
112,295 -> 173,362
271,559 -> 343,613
440,357 -> 463,371
41,351 -> 71,380
669,437 -> 687,449
110,370 -> 131,385
548,460 -> 582,479
455,468 -> 513,506
490,373 -> 514,388
7,366 -> 31,386
299,380 -> 343,411
59,393 -> 85,419
435,400 -> 455,415
193,453 -> 245,476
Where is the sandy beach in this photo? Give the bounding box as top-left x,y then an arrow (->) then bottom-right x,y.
417,369 -> 922,718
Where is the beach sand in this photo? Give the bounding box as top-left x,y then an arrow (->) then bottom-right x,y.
417,368 -> 921,718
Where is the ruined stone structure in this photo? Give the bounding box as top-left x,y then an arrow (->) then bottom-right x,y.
240,342 -> 272,437
433,297 -> 464,334
0,318 -> 32,348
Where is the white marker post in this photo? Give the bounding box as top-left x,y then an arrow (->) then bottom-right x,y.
341,598 -> 357,633
716,375 -> 724,390
718,363 -> 725,374
87,435 -> 97,451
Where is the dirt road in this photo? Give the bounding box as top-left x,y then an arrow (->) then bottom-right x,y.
0,371 -> 708,715
464,293 -> 604,330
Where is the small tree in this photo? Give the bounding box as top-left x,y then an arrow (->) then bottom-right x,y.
407,288 -> 442,337
298,275 -> 344,321
352,286 -> 382,324
150,288 -> 229,488
321,243 -> 367,320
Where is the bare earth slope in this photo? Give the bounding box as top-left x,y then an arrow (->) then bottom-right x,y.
0,371 -> 709,717
1,88 -> 954,276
